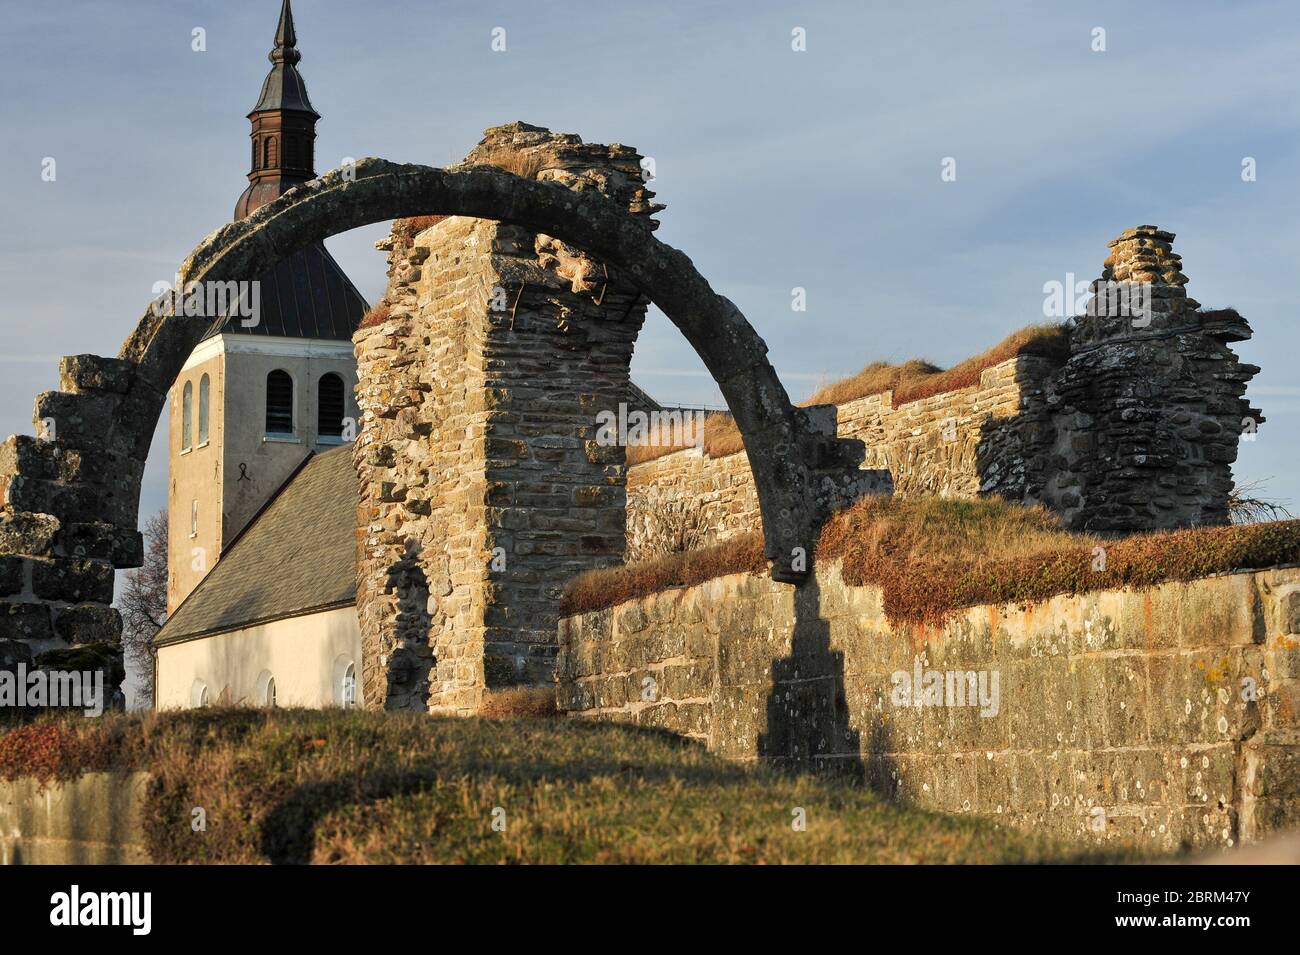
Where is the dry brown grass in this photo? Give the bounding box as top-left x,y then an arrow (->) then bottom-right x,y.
561,533 -> 766,616
478,686 -> 559,719
562,495 -> 1300,626
680,323 -> 1071,463
0,710 -> 1142,864
702,412 -> 747,458
357,302 -> 391,330
808,323 -> 1070,407
391,215 -> 447,243
806,358 -> 943,408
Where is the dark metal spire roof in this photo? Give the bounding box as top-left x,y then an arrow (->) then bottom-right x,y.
250,0 -> 318,117
202,244 -> 368,342
216,1 -> 367,342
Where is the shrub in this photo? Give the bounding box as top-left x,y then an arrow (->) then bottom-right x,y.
478,687 -> 558,719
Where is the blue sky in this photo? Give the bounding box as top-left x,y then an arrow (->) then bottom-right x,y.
2,0 -> 1299,527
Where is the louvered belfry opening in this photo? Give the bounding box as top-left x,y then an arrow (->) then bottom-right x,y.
266,369 -> 294,434
318,372 -> 345,437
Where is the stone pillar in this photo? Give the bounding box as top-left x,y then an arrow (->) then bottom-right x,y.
354,123 -> 659,713
0,355 -> 144,705
1042,226 -> 1261,531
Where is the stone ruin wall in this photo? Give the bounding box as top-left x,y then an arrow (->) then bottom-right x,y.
1039,227 -> 1260,532
625,448 -> 759,561
626,353 -> 1047,558
557,562 -> 1300,850
0,356 -> 147,698
627,226 -> 1259,557
353,124 -> 658,713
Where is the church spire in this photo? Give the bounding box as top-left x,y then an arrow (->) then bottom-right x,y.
235,0 -> 319,219
273,0 -> 298,58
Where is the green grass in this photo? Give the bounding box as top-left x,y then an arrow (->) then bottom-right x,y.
0,709 -> 1151,864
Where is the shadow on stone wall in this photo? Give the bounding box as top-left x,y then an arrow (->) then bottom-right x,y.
972,396 -> 1046,507
384,540 -> 434,711
757,576 -> 864,782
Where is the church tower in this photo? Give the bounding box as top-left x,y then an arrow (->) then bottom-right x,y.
167,0 -> 367,612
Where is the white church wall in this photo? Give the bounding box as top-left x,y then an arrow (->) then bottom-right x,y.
155,605 -> 362,709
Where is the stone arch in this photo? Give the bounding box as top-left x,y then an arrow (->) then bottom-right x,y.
1,150 -> 871,694
118,158 -> 865,576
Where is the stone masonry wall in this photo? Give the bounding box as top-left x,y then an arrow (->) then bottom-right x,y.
354,124 -> 659,713
626,226 -> 1259,556
1039,226 -> 1261,532
0,355 -> 144,698
626,447 -> 759,560
627,354 -> 1051,557
558,564 -> 1300,850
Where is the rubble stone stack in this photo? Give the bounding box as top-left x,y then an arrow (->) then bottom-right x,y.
0,354 -> 145,703
1042,226 -> 1260,531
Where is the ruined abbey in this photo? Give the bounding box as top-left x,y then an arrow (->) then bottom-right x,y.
1,1 -> 1295,853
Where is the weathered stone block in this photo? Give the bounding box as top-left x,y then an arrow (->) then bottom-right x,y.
59,355 -> 134,395
1280,590 -> 1300,636
53,604 -> 123,646
0,638 -> 33,669
0,511 -> 60,557
0,557 -> 23,597
60,523 -> 145,569
31,557 -> 114,604
33,391 -> 118,444
0,602 -> 53,642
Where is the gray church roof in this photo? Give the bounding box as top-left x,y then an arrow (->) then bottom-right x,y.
155,445 -> 358,646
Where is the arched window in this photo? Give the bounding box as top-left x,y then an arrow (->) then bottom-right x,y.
264,136 -> 278,168
252,138 -> 258,170
266,370 -> 294,435
318,373 -> 345,439
256,670 -> 276,708
342,663 -> 356,708
181,381 -> 193,450
198,374 -> 210,445
191,679 -> 209,709
334,655 -> 357,708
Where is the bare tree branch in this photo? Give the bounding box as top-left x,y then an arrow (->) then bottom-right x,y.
118,510 -> 168,701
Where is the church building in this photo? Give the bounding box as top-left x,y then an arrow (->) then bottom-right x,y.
153,1 -> 367,709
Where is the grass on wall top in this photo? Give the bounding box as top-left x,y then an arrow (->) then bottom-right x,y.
628,322 -> 1069,465
561,496 -> 1300,624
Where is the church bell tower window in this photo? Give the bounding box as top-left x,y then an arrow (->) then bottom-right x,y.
266,369 -> 295,435
198,374 -> 210,445
181,381 -> 193,450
